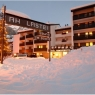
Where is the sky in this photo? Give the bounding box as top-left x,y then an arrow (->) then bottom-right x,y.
0,1 -> 95,27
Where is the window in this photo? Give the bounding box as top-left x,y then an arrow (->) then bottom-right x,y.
89,12 -> 91,16
66,46 -> 68,49
40,45 -> 43,48
86,43 -> 89,46
84,13 -> 87,17
29,47 -> 31,49
62,32 -> 66,35
90,42 -> 93,46
37,45 -> 39,48
78,43 -> 80,46
85,32 -> 88,35
78,24 -> 80,27
89,22 -> 92,24
43,45 -> 46,48
66,31 -> 68,34
85,23 -> 88,28
89,32 -> 93,36
78,33 -> 80,36
91,11 -> 94,16
39,45 -> 41,48
79,14 -> 84,18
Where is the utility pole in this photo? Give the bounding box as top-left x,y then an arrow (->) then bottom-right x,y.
1,5 -> 6,64
48,31 -> 51,62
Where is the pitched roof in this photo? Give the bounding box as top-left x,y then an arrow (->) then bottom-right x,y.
71,2 -> 95,12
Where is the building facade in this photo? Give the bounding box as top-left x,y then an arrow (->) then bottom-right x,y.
50,25 -> 72,58
12,2 -> 95,59
13,24 -> 60,58
71,3 -> 95,49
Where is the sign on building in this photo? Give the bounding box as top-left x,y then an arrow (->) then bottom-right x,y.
5,13 -> 50,32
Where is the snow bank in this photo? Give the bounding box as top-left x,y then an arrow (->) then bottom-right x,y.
0,46 -> 95,94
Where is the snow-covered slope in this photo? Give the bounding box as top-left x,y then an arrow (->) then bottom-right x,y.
0,46 -> 95,94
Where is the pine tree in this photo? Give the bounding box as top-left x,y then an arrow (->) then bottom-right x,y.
0,19 -> 11,60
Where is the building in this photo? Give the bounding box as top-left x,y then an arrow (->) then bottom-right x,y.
13,24 -> 60,58
48,23 -> 61,47
50,25 -> 72,58
71,3 -> 95,49
12,2 -> 95,59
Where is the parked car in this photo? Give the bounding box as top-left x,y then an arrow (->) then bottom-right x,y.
29,53 -> 37,58
13,53 -> 27,59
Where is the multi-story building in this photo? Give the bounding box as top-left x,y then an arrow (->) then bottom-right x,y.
13,24 -> 60,58
13,29 -> 48,58
12,2 -> 95,59
50,25 -> 72,58
71,3 -> 95,49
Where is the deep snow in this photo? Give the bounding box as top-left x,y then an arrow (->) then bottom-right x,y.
0,46 -> 95,94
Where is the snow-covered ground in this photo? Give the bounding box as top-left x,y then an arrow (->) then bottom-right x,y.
0,46 -> 95,94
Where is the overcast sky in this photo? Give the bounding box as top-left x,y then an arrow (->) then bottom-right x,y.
0,1 -> 94,27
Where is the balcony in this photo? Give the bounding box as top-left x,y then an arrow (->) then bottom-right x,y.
74,42 -> 95,49
55,33 -> 71,38
55,40 -> 71,45
34,48 -> 47,52
19,43 -> 25,46
35,32 -> 40,36
19,49 -> 25,53
26,41 -> 33,45
73,16 -> 94,24
20,36 -> 25,40
26,34 -> 33,38
25,49 -> 33,52
74,34 -> 95,40
73,11 -> 95,20
34,40 -> 47,43
62,39 -> 67,42
73,21 -> 95,30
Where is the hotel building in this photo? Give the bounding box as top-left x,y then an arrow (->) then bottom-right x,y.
71,3 -> 95,49
12,2 -> 95,59
50,25 -> 72,58
13,24 -> 60,58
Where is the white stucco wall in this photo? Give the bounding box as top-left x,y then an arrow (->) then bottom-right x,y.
50,25 -> 60,46
13,34 -> 20,54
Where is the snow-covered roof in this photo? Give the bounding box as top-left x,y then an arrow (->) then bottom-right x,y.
6,9 -> 31,19
18,29 -> 33,33
55,26 -> 71,31
46,22 -> 60,25
71,2 -> 95,12
8,38 -> 13,42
